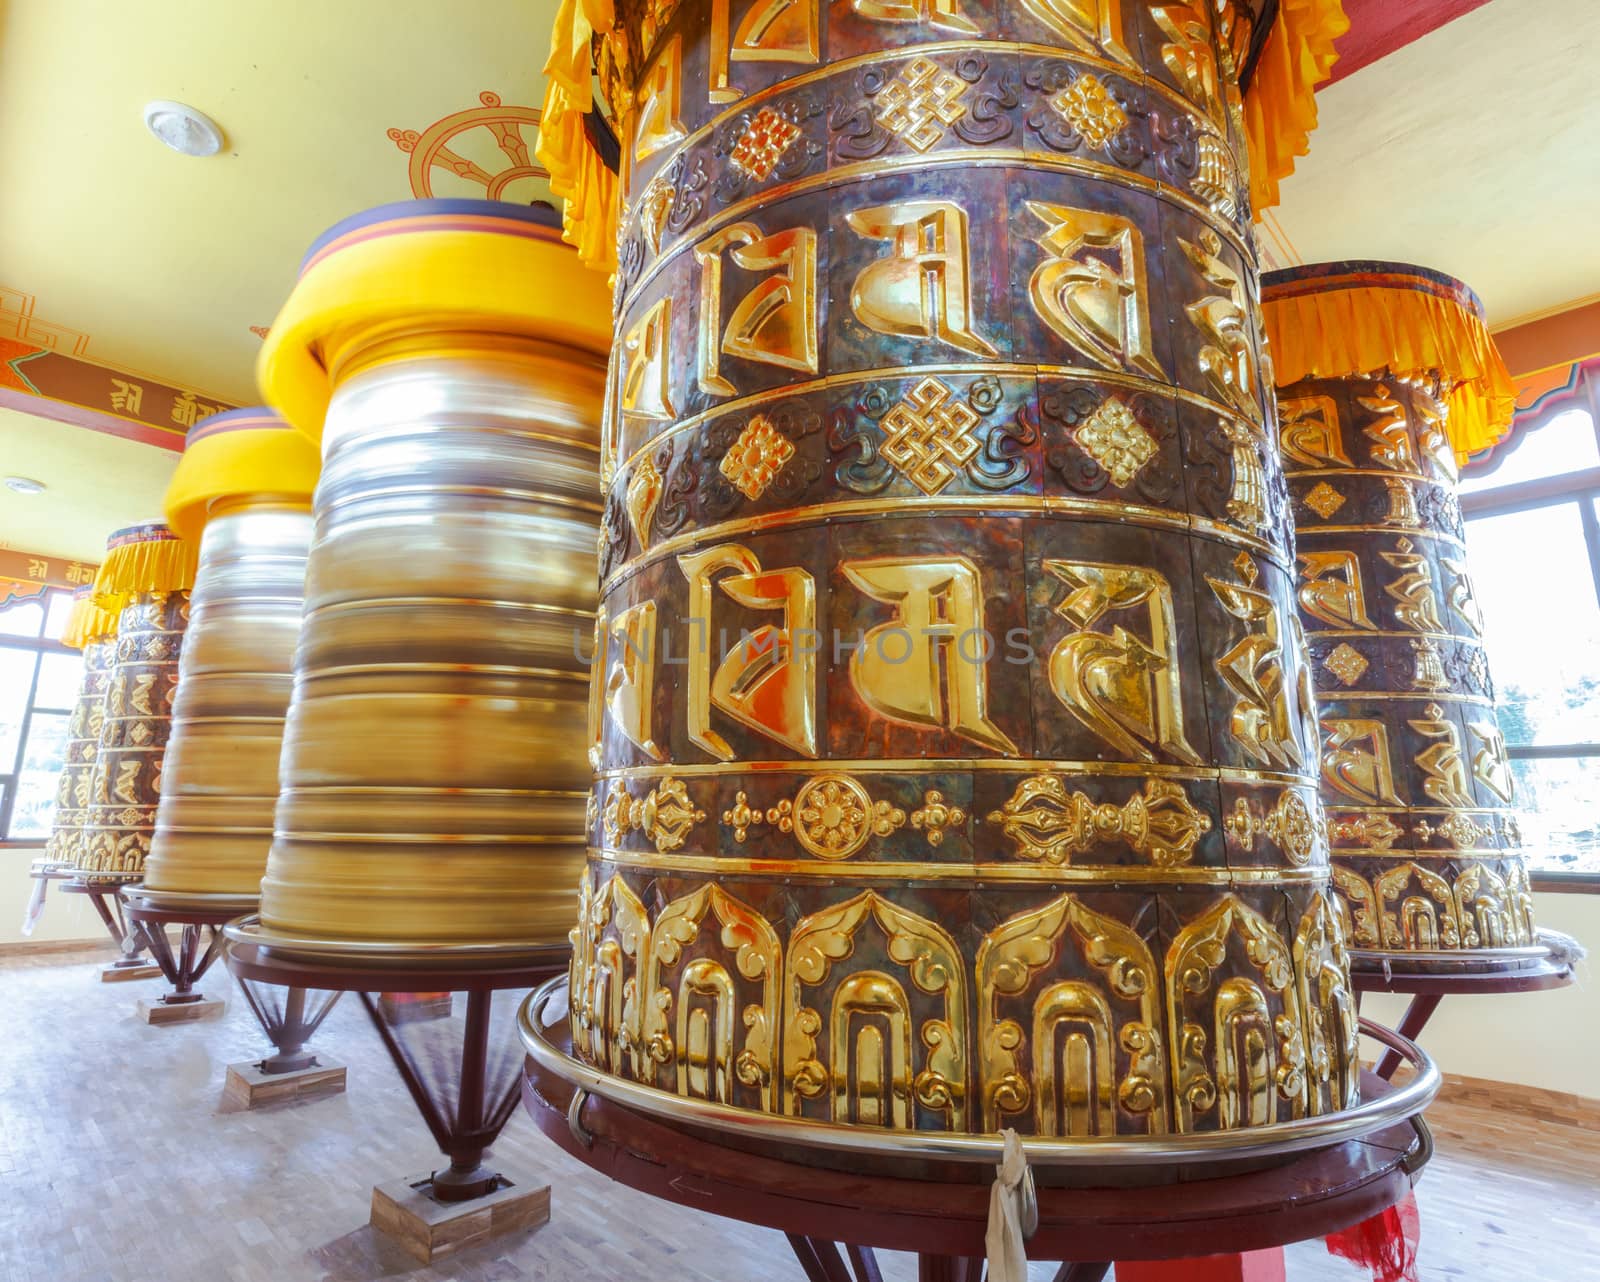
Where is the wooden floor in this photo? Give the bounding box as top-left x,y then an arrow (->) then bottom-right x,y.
1,945 -> 1596,1282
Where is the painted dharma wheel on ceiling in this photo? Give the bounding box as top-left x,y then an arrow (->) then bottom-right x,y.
571,0 -> 1362,1141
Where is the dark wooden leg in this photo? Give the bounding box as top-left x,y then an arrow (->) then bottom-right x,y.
1375,994 -> 1442,1081
787,1234 -> 854,1282
846,1244 -> 885,1282
918,1257 -> 984,1282
1053,1265 -> 1112,1282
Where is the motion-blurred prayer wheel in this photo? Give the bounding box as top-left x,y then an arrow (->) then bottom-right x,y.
140,409 -> 320,905
1263,262 -> 1547,976
552,2 -> 1365,1139
43,588 -> 119,869
77,522 -> 196,880
254,199 -> 611,952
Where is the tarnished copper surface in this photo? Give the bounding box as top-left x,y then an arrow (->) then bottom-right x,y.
142,500 -> 313,899
1277,372 -> 1539,959
571,1 -> 1359,1141
257,334 -> 607,947
44,634 -> 114,869
77,591 -> 188,878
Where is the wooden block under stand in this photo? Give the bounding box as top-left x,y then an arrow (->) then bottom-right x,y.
100,961 -> 162,983
370,1171 -> 550,1265
136,996 -> 224,1025
222,1058 -> 347,1109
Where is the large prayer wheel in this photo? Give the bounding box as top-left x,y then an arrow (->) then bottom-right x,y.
254,200 -> 611,950
562,2 -> 1360,1139
1263,262 -> 1541,974
77,522 -> 197,879
140,409 -> 320,904
43,589 -> 119,869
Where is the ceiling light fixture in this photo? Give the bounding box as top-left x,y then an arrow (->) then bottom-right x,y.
143,100 -> 225,157
4,476 -> 46,495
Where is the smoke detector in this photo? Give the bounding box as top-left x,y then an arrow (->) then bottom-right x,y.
143,101 -> 225,157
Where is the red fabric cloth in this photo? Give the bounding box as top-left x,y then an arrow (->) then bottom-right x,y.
1324,1193 -> 1421,1282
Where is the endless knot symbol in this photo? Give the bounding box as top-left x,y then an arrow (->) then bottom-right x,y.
728,108 -> 802,181
874,57 -> 970,153
719,414 -> 796,500
879,377 -> 984,495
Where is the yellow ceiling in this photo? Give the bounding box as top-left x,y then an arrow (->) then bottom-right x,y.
1271,0 -> 1600,327
0,0 -> 560,406
0,407 -> 176,563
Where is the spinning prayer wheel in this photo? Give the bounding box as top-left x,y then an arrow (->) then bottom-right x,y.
77,522 -> 197,879
253,199 -> 611,951
139,409 -> 320,904
43,589 -> 120,869
552,1 -> 1362,1139
1263,262 -> 1542,974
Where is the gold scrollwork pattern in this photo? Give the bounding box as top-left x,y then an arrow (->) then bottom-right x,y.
604,776 -> 708,853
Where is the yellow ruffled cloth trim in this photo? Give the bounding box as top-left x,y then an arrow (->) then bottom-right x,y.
538,0 -> 620,276
91,525 -> 197,609
164,413 -> 321,545
61,592 -> 119,649
1264,280 -> 1517,461
1244,0 -> 1350,217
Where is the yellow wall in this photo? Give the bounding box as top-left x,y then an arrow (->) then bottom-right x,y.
0,852 -> 119,948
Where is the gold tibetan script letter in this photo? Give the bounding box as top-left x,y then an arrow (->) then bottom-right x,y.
710,0 -> 819,102
1279,395 -> 1352,469
1019,0 -> 1137,68
1151,4 -> 1226,126
1380,539 -> 1443,633
845,557 -> 1016,753
1180,230 -> 1261,423
620,297 -> 676,424
606,601 -> 666,761
1407,704 -> 1475,809
695,223 -> 819,397
1046,562 -> 1202,764
1469,721 -> 1516,803
851,0 -> 979,34
679,544 -> 817,760
1298,551 -> 1377,632
847,201 -> 998,359
634,36 -> 688,162
1320,719 -> 1403,807
1207,556 -> 1305,770
1026,202 -> 1165,381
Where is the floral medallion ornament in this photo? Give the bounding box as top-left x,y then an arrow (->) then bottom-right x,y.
719,414 -> 796,500
1049,73 -> 1129,150
1075,396 -> 1157,486
729,107 -> 802,181
785,774 -> 905,859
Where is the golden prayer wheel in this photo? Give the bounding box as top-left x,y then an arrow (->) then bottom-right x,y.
252,199 -> 611,952
1263,262 -> 1546,975
77,522 -> 197,879
43,588 -> 120,869
139,409 -> 320,904
555,2 -> 1364,1140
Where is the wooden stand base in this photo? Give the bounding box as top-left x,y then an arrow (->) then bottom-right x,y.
369,1171 -> 549,1265
222,1058 -> 347,1109
137,996 -> 224,1025
1117,1250 -> 1286,1281
100,961 -> 161,983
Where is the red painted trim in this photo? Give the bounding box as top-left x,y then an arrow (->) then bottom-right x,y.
1329,0 -> 1496,85
0,386 -> 186,452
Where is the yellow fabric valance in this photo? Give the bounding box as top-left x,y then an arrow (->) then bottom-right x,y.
1262,261 -> 1517,461
90,521 -> 197,610
164,408 -> 321,545
60,587 -> 119,650
1243,0 -> 1350,217
541,1 -> 1350,265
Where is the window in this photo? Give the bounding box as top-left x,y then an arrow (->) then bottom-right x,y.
1460,372 -> 1600,882
0,587 -> 82,841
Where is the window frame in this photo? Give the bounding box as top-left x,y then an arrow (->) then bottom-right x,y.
1460,364 -> 1600,890
0,587 -> 77,844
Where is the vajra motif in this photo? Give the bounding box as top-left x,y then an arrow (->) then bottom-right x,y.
987,775 -> 1212,867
